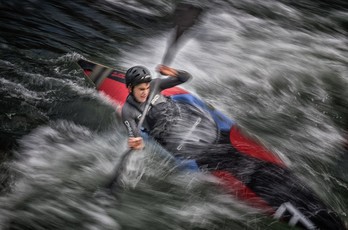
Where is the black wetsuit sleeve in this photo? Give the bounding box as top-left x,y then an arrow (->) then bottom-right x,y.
158,70 -> 192,90
121,105 -> 139,137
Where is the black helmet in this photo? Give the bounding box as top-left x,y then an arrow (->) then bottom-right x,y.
125,65 -> 152,87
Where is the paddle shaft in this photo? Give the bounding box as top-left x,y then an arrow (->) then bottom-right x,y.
108,78 -> 161,189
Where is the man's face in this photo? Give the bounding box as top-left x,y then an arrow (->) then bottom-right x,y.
130,82 -> 150,103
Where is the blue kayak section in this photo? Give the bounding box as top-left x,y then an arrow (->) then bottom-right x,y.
171,94 -> 235,132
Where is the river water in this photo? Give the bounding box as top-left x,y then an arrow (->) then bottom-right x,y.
0,0 -> 347,229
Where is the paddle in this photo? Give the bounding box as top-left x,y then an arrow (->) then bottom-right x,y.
107,3 -> 203,191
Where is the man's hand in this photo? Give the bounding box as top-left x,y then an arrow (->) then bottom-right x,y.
157,65 -> 178,77
128,137 -> 144,150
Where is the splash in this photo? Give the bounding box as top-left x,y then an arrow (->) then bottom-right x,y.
0,120 -> 251,229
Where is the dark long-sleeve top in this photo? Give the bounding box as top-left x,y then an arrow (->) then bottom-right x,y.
121,70 -> 192,137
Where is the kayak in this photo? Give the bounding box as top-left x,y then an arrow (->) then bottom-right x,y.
77,59 -> 346,230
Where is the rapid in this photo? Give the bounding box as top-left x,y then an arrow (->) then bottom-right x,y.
0,0 -> 347,229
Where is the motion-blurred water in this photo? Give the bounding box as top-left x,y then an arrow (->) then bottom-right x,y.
0,0 -> 347,229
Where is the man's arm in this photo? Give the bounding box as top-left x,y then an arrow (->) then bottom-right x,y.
121,105 -> 138,137
156,65 -> 192,90
121,104 -> 144,150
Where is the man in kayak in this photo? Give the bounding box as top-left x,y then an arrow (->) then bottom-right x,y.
121,65 -> 218,155
122,65 -> 191,150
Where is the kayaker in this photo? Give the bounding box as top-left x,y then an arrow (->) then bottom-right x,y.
121,65 -> 192,150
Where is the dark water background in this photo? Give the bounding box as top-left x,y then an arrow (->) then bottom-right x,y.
0,0 -> 347,229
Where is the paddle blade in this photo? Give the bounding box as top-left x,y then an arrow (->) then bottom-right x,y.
173,4 -> 203,41
162,3 -> 203,65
